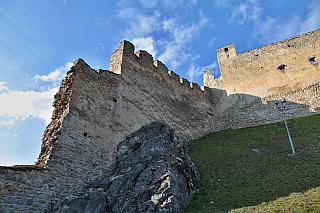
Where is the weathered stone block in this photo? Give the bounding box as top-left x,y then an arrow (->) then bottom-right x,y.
5,196 -> 16,204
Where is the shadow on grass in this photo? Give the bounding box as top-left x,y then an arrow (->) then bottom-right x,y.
186,114 -> 320,213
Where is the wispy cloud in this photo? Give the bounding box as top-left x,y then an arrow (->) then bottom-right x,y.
253,0 -> 320,45
187,61 -> 218,81
158,11 -> 210,69
252,16 -> 300,44
0,82 -> 9,92
113,0 -> 211,76
0,87 -> 58,125
96,14 -> 110,27
132,37 -> 157,57
215,0 -> 230,8
138,0 -> 158,8
215,0 -> 320,46
34,62 -> 72,83
229,4 -> 248,25
0,62 -> 72,126
0,118 -> 14,127
115,5 -> 161,39
161,0 -> 197,8
99,43 -> 104,50
215,0 -> 262,25
209,37 -> 218,47
298,0 -> 320,34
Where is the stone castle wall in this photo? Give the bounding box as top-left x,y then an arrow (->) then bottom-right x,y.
205,29 -> 320,97
109,40 -> 213,146
205,29 -> 320,131
1,40 -> 214,212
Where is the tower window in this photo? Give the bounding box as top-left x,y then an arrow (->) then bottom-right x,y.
278,64 -> 286,70
224,48 -> 229,53
309,56 -> 316,63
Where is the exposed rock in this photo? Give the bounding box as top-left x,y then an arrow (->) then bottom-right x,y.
54,123 -> 200,213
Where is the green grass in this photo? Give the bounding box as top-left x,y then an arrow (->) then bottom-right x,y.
186,114 -> 320,213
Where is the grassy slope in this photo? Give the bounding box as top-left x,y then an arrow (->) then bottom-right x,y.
186,114 -> 320,213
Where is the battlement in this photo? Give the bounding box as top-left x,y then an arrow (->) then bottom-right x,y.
217,43 -> 237,64
110,40 -> 208,93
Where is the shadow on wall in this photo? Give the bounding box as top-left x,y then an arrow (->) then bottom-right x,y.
209,83 -> 319,132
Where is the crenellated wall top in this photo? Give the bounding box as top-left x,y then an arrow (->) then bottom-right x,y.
111,40 -> 208,93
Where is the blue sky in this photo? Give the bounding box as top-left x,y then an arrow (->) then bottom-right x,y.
0,0 -> 319,166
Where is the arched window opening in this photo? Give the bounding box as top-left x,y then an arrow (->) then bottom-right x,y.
224,48 -> 229,53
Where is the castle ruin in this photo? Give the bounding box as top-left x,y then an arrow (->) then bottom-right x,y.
0,29 -> 319,212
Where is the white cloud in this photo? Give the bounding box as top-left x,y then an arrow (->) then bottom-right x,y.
187,61 -> 218,82
250,0 -> 320,45
161,0 -> 196,8
165,13 -> 208,45
34,62 -> 72,82
162,18 -> 177,31
0,87 -> 58,125
216,0 -> 262,25
215,0 -> 230,8
117,8 -> 160,38
249,5 -> 263,21
209,37 -> 218,47
0,119 -> 14,127
298,0 -> 320,34
138,0 -> 158,8
159,12 -> 209,68
0,62 -> 72,126
0,82 -> 9,92
117,7 -> 137,19
158,43 -> 185,69
96,14 -> 109,27
132,37 -> 157,57
99,43 -> 104,51
114,1 -> 211,80
229,4 -> 248,25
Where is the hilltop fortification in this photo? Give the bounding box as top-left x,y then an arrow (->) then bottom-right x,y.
0,29 -> 319,212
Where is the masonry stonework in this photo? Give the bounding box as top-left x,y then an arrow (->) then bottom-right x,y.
0,29 -> 319,212
205,29 -> 320,131
206,29 -> 320,97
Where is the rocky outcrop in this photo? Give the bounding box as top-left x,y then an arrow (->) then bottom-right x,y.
54,123 -> 200,213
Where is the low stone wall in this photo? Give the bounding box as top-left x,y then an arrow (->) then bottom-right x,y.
0,167 -> 51,212
210,82 -> 320,131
